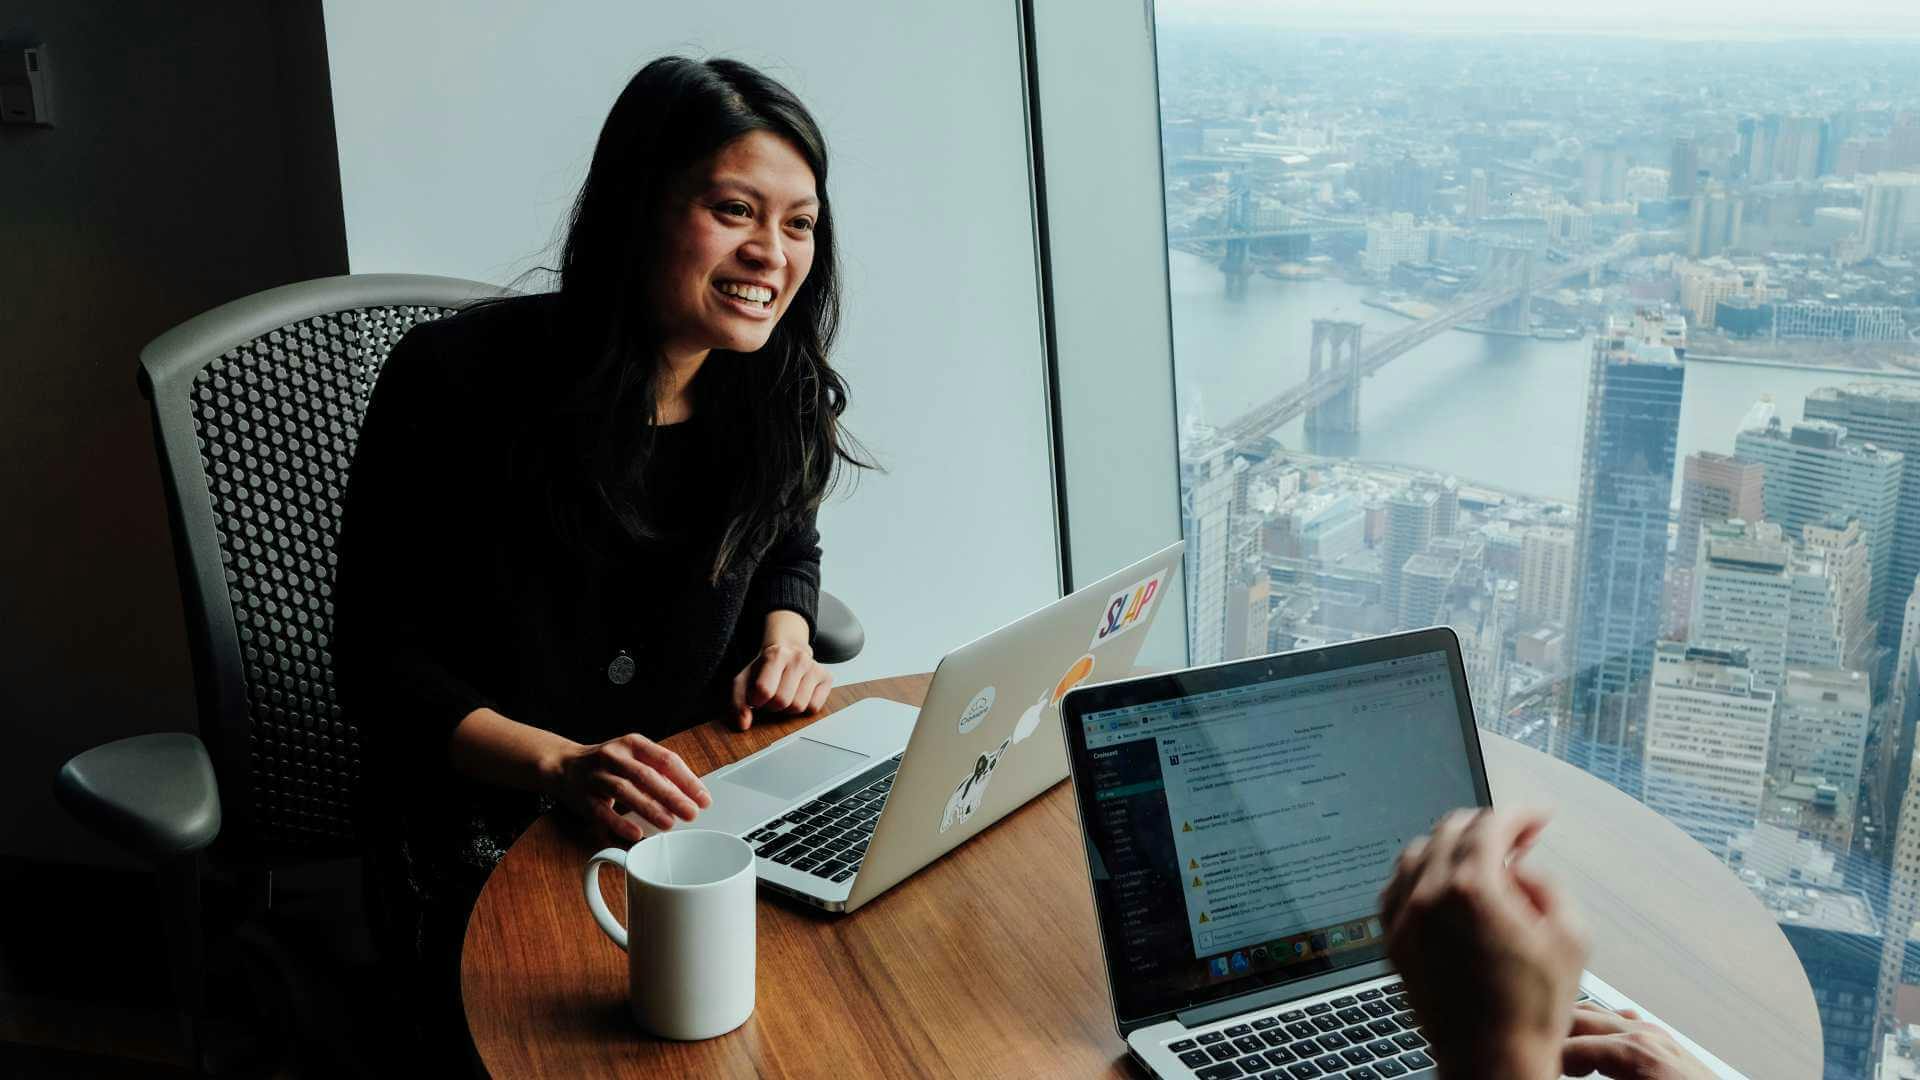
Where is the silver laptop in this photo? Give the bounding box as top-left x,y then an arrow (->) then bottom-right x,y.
671,541 -> 1184,913
1059,627 -> 1746,1080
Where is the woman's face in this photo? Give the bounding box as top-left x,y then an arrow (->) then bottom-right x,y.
653,130 -> 820,362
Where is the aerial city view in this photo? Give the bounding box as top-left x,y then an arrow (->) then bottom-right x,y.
1155,13 -> 1920,1077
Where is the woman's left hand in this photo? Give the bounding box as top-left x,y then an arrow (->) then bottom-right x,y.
731,640 -> 832,730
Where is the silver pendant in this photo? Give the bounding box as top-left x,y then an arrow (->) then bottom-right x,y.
607,649 -> 636,686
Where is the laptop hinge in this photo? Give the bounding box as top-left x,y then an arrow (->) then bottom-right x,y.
1174,960 -> 1393,1029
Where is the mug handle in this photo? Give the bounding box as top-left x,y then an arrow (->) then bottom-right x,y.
584,846 -> 630,951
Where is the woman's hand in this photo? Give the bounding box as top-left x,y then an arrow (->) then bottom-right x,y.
553,733 -> 711,845
1561,1004 -> 1718,1079
1379,807 -> 1587,1080
731,640 -> 833,730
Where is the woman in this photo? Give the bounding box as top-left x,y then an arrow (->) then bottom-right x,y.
332,56 -> 868,1058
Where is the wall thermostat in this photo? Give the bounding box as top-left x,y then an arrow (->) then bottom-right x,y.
1,45 -> 53,127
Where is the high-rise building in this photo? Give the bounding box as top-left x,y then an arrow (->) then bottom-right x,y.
1644,643 -> 1774,857
1733,417 -> 1905,635
1363,212 -> 1431,275
1182,440 -> 1239,666
1880,576 -> 1920,841
1467,168 -> 1489,221
1805,383 -> 1920,649
1582,139 -> 1629,205
1399,551 -> 1458,628
1566,314 -> 1686,777
1892,111 -> 1920,170
1676,260 -> 1774,330
1223,569 -> 1269,662
1771,668 -> 1872,802
1877,750 -> 1920,1036
1448,580 -> 1513,730
1771,115 -> 1826,182
1676,452 -> 1766,571
1686,519 -> 1853,693
1382,486 -> 1439,620
1670,136 -> 1700,198
1799,515 -> 1876,673
1861,172 -> 1920,257
1687,186 -> 1744,258
1518,525 -> 1576,627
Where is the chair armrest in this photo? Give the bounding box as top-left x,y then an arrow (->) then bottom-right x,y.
814,590 -> 865,665
54,733 -> 222,863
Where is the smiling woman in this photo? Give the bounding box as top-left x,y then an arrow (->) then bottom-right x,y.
330,56 -> 873,1067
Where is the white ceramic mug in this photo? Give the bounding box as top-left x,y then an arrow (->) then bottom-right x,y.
584,829 -> 757,1040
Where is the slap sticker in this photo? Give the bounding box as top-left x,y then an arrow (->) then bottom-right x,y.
957,686 -> 996,734
940,737 -> 1012,833
1091,573 -> 1163,650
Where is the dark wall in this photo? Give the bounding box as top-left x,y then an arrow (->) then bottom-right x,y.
0,1 -> 346,866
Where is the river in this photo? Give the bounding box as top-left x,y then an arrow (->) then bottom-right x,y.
1168,251 -> 1920,503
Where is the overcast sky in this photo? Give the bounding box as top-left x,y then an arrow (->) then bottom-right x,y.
1161,0 -> 1920,37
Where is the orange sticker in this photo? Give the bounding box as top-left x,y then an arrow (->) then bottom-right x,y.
1052,653 -> 1097,704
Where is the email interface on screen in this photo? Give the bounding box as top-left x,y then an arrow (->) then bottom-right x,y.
1078,650 -> 1477,1013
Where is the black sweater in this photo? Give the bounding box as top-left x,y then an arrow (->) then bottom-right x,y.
333,294 -> 820,919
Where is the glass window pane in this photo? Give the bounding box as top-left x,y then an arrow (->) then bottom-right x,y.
1153,8 -> 1916,1076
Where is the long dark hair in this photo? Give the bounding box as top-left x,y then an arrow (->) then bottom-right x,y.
543,56 -> 870,581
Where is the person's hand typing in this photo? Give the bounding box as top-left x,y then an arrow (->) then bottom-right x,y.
1561,1003 -> 1718,1079
730,640 -> 832,730
1379,807 -> 1587,1080
555,733 -> 711,845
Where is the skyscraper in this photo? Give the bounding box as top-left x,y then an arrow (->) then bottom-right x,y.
1676,452 -> 1766,570
1733,417 -> 1905,635
1771,668 -> 1871,801
1860,172 -> 1920,257
1566,314 -> 1686,780
1805,383 -> 1920,648
1182,441 -> 1239,666
1686,518 -> 1852,693
1467,168 -> 1489,220
1382,486 -> 1439,620
1644,642 -> 1774,857
1669,136 -> 1700,199
1798,516 -> 1876,674
1881,577 -> 1920,841
1687,185 -> 1744,258
1772,116 -> 1827,182
1877,756 -> 1920,1036
1581,140 -> 1629,205
1518,525 -> 1576,627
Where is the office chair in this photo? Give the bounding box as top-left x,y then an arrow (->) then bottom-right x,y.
53,274 -> 866,1074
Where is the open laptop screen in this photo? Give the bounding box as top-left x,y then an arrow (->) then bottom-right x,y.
1061,630 -> 1489,1026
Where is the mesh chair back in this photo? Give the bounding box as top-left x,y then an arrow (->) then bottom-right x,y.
140,275 -> 513,858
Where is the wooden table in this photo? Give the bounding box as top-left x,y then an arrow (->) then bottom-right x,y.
464,675 -> 1822,1079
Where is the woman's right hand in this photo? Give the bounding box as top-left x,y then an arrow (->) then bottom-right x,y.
553,733 -> 712,845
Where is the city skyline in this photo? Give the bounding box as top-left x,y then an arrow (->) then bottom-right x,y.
1158,20 -> 1920,1077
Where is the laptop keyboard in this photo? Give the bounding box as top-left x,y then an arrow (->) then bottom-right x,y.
1162,980 -> 1600,1079
741,753 -> 902,885
1163,980 -> 1436,1079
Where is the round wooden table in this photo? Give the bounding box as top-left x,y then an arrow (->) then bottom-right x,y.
463,675 -> 1822,1079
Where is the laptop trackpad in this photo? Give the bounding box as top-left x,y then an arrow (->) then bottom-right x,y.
726,737 -> 869,801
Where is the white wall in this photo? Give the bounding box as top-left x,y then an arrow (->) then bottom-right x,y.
322,2 -> 1061,685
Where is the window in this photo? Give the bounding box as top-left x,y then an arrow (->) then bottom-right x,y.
1151,7 -> 1919,1077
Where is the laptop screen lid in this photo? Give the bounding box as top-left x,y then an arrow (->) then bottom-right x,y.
841,540 -> 1185,911
1059,627 -> 1491,1036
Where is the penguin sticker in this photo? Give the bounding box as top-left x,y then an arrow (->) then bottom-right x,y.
940,737 -> 1012,833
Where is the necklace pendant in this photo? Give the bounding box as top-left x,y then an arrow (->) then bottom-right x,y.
607,649 -> 636,686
